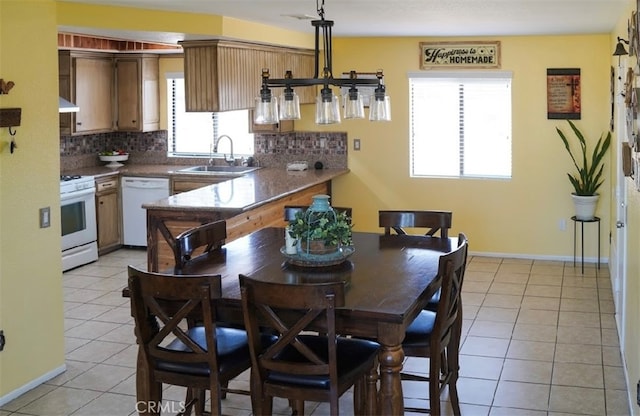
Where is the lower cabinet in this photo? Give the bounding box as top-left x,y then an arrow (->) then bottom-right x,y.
95,176 -> 122,255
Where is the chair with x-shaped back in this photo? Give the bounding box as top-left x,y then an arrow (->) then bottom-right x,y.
379,210 -> 452,238
173,220 -> 227,272
400,233 -> 468,415
240,275 -> 379,416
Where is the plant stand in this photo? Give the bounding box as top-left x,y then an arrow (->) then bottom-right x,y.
571,216 -> 600,275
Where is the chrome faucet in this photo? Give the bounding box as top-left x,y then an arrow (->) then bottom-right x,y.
212,134 -> 235,166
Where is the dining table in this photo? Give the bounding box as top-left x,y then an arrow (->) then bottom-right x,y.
129,227 -> 456,415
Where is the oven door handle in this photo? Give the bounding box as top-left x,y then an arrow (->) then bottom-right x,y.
60,186 -> 96,202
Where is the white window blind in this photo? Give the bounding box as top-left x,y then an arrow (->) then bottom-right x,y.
167,76 -> 254,157
409,72 -> 512,179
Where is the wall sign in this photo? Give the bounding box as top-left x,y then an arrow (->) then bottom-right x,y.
546,68 -> 581,120
419,41 -> 501,69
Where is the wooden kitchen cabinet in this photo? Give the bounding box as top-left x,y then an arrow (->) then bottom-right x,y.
59,50 -> 114,135
95,176 -> 122,255
115,54 -> 159,132
179,39 -> 315,112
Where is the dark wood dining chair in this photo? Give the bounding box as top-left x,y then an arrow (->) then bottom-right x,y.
400,233 -> 468,416
378,210 -> 452,238
128,266 -> 275,416
239,275 -> 380,416
173,220 -> 227,271
284,205 -> 353,222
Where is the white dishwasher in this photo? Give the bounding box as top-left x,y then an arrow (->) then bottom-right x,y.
122,177 -> 170,246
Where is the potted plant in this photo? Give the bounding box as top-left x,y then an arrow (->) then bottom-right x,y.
556,120 -> 611,220
288,209 -> 353,255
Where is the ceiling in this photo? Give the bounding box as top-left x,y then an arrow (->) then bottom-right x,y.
59,0 -> 629,44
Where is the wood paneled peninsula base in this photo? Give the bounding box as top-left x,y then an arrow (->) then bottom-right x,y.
144,168 -> 347,271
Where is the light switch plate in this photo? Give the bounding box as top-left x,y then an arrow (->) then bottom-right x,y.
354,138 -> 361,151
39,207 -> 50,228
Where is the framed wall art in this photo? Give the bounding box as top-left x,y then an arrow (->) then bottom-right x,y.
546,68 -> 581,119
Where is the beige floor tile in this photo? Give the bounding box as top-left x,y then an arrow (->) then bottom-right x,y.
520,296 -> 560,310
490,407 -> 546,416
606,389 -> 631,415
556,325 -> 601,345
88,291 -> 130,307
97,323 -> 135,344
0,383 -> 57,412
482,293 -> 523,309
497,263 -> 532,274
109,373 -> 136,396
525,284 -> 562,298
493,380 -> 549,411
549,385 -> 606,415
560,297 -> 600,313
460,336 -> 510,358
501,258 -> 533,265
462,292 -> 486,306
603,365 -> 627,390
462,304 -> 479,320
558,310 -> 600,327
102,344 -> 138,367
17,386 -> 102,415
493,272 -> 529,285
65,336 -> 91,354
464,280 -> 492,293
63,275 -> 105,289
458,355 -> 504,380
66,340 -> 129,363
456,378 -> 498,406
468,320 -> 514,338
516,309 -> 558,325
467,262 -> 500,273
64,288 -> 109,303
476,306 -> 519,323
528,273 -> 563,286
603,346 -> 624,367
65,320 -> 121,340
500,359 -> 552,384
488,282 -> 526,296
512,323 -> 557,342
45,360 -> 96,386
552,362 -> 603,388
554,343 -> 602,364
600,299 -> 616,314
506,340 -> 555,362
562,286 -> 599,300
530,264 -> 564,276
465,270 -> 497,282
64,303 -> 114,320
64,363 -> 135,391
71,392 -> 138,415
563,275 -> 598,288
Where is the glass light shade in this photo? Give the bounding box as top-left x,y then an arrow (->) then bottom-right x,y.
369,95 -> 391,121
315,93 -> 341,124
254,96 -> 279,124
279,91 -> 301,120
343,92 -> 365,119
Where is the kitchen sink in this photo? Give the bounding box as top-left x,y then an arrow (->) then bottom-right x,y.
177,165 -> 261,174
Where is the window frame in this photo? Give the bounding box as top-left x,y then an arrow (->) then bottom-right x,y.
408,70 -> 513,180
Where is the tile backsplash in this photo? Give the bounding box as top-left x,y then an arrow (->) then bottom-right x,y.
60,130 -> 348,171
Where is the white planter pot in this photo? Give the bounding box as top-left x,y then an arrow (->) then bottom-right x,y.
571,194 -> 599,220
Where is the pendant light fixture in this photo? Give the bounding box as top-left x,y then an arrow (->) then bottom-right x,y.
254,0 -> 390,125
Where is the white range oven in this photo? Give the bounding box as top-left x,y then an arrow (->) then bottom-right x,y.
60,175 -> 98,271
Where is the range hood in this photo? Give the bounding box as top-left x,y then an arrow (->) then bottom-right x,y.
59,97 -> 79,113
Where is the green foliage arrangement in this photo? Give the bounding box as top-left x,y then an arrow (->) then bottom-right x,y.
556,120 -> 611,196
288,209 -> 353,247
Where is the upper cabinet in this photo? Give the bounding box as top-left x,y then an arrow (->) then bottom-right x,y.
59,50 -> 160,135
59,50 -> 114,135
115,54 -> 160,132
179,40 -> 315,112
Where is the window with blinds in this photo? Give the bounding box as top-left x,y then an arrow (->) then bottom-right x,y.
167,76 -> 254,157
409,72 -> 512,179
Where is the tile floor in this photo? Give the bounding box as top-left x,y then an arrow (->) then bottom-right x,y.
0,249 -> 631,415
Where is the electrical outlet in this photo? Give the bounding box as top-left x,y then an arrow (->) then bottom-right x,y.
354,138 -> 361,151
39,207 -> 50,228
558,218 -> 566,231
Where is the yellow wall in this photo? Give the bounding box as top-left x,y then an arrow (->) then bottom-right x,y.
0,0 -> 65,398
296,35 -> 612,259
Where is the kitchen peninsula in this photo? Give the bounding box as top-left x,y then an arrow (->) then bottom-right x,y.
138,167 -> 348,271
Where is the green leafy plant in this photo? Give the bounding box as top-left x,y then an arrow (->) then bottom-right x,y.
288,209 -> 353,247
556,120 -> 611,196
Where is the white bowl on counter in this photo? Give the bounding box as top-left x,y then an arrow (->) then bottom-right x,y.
99,154 -> 129,168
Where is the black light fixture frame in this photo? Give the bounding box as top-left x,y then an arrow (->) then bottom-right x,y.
258,0 -> 386,105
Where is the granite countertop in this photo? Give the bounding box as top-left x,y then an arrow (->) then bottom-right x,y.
148,167 -> 347,212
64,164 -> 348,212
